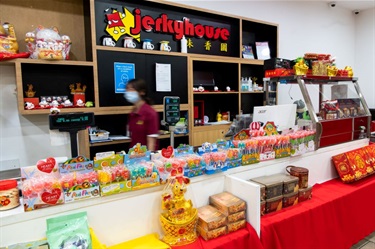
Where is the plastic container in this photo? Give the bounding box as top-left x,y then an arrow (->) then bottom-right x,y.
180,35 -> 187,53
89,131 -> 109,141
0,179 -> 20,211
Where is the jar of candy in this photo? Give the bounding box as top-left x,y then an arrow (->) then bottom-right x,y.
0,179 -> 20,211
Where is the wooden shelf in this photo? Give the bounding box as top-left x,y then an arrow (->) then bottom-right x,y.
96,45 -> 188,57
15,58 -> 94,66
20,107 -> 94,115
240,91 -> 264,94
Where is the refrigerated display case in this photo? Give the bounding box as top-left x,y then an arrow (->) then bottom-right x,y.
264,76 -> 371,149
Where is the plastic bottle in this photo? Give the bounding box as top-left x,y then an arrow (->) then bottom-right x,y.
181,35 -> 187,53
248,77 -> 253,91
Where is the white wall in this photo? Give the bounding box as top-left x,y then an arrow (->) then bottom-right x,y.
0,1 -> 374,167
354,7 -> 375,108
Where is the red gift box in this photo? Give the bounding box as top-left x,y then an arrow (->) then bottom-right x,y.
332,147 -> 375,183
265,68 -> 294,77
72,93 -> 85,105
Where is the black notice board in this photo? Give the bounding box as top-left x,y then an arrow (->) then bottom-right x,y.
97,50 -> 188,106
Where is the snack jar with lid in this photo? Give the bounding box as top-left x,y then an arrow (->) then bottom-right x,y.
0,179 -> 20,211
286,165 -> 309,189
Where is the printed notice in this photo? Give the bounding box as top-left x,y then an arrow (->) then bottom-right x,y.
156,63 -> 171,92
114,62 -> 135,93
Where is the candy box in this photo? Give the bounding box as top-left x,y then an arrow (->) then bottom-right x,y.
298,186 -> 312,202
96,164 -> 132,196
282,192 -> 299,208
198,205 -> 227,231
265,195 -> 283,214
251,175 -> 283,200
60,156 -> 99,203
227,219 -> 246,233
94,153 -> 124,170
209,192 -> 246,216
21,157 -> 65,211
125,144 -> 159,190
197,225 -> 227,241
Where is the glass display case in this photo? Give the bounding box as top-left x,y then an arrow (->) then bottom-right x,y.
264,76 -> 371,149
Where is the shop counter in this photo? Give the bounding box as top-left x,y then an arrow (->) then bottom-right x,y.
260,176 -> 375,249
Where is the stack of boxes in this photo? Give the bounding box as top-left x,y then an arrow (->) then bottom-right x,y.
197,192 -> 247,240
250,174 -> 300,215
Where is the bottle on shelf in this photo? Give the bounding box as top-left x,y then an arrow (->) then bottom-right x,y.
181,35 -> 187,53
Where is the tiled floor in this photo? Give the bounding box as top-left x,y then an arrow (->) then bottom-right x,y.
351,231 -> 375,249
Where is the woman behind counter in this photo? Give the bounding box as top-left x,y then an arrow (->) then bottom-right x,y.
124,78 -> 159,151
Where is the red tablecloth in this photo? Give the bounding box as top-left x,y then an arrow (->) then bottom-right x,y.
261,176 -> 375,249
173,223 -> 263,249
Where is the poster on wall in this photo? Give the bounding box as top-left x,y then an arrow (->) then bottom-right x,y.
114,62 -> 135,93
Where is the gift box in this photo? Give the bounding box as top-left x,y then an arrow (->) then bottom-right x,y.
282,192 -> 299,208
332,147 -> 374,183
197,205 -> 227,231
227,219 -> 246,233
298,186 -> 312,202
265,195 -> 283,214
265,68 -> 294,78
209,192 -> 246,216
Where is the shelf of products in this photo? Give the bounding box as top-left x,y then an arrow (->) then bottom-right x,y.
264,76 -> 371,148
1,0 -> 278,153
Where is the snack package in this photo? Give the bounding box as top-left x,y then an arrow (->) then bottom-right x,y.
46,212 -> 91,249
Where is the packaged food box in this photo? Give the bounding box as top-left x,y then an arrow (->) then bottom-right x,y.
298,186 -> 312,202
227,210 -> 246,223
197,225 -> 227,241
280,174 -> 299,194
209,192 -> 246,216
248,180 -> 266,201
266,195 -> 283,214
198,205 -> 227,231
282,192 -> 299,208
260,200 -> 266,216
227,219 -> 246,233
251,175 -> 283,199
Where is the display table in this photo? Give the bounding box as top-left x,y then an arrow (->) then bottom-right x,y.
174,223 -> 263,249
260,176 -> 375,249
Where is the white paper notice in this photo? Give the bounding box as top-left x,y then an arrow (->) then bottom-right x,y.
156,63 -> 171,92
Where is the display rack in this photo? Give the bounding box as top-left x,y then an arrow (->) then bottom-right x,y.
264,75 -> 371,148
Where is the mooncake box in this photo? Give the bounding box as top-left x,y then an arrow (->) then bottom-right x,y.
209,192 -> 246,216
198,205 -> 227,231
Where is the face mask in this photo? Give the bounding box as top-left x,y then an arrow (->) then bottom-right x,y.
124,91 -> 140,104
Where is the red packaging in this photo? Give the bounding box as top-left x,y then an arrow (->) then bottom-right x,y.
265,68 -> 294,78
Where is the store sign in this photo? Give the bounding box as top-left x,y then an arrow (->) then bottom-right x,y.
105,7 -> 230,42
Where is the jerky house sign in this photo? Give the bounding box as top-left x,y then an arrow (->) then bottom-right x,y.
105,7 -> 230,43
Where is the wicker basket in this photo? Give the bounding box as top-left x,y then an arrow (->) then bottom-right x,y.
160,209 -> 198,246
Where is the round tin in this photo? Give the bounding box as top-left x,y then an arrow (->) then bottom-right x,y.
286,166 -> 309,189
0,179 -> 20,211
